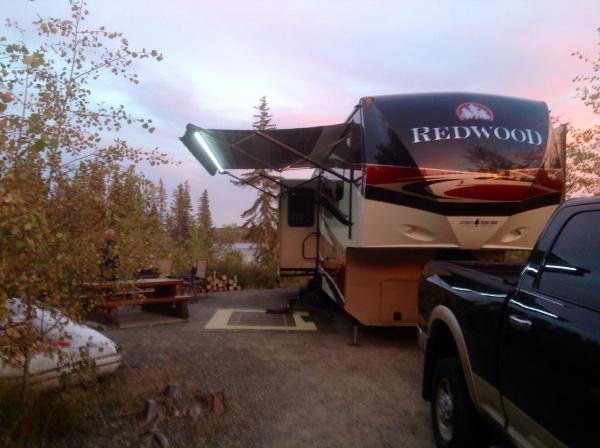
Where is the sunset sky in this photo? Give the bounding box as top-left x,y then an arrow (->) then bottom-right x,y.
4,0 -> 600,225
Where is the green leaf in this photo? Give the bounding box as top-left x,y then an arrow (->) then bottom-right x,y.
30,138 -> 45,153
29,113 -> 43,133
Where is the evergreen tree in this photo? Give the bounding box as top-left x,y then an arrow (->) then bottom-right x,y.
232,96 -> 279,264
196,189 -> 215,258
157,178 -> 169,230
169,182 -> 193,247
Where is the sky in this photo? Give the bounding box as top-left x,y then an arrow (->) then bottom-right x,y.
3,0 -> 600,225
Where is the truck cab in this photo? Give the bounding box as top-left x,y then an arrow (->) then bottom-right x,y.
419,196 -> 600,448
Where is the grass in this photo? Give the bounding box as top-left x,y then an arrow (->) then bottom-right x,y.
0,365 -> 237,448
0,381 -> 90,447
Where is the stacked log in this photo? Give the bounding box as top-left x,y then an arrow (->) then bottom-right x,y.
202,271 -> 242,293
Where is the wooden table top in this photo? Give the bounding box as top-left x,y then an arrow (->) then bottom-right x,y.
88,277 -> 183,289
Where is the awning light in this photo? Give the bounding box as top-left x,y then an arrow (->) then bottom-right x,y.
194,131 -> 224,173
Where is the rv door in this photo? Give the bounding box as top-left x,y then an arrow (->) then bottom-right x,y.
278,185 -> 318,275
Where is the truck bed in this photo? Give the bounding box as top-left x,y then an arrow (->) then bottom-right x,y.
442,261 -> 524,284
419,260 -> 525,397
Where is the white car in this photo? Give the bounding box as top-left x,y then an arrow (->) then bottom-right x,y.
1,298 -> 122,388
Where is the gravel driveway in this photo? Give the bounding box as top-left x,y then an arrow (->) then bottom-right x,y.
107,289 -> 435,448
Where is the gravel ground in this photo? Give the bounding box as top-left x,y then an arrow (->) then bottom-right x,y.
106,289 -> 435,448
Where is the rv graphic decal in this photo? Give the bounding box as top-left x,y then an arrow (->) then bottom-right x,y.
363,164 -> 563,216
455,102 -> 494,121
410,125 -> 543,145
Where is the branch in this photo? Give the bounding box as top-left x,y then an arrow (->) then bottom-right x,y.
16,69 -> 30,153
72,54 -> 128,81
60,148 -> 101,167
54,0 -> 84,153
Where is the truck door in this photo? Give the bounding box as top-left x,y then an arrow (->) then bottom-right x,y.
499,207 -> 600,447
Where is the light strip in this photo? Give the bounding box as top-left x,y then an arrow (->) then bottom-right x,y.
194,131 -> 224,173
545,264 -> 577,272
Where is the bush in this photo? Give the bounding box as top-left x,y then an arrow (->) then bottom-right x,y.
0,383 -> 88,447
209,250 -> 277,289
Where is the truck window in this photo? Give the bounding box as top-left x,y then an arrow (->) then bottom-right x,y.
287,188 -> 315,227
538,210 -> 600,311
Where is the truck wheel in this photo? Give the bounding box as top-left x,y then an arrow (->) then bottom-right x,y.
431,357 -> 487,448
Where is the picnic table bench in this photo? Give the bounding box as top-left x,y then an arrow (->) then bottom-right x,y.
87,278 -> 191,326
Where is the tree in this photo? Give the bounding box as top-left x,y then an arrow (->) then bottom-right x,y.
568,28 -> 600,197
157,178 -> 169,230
565,127 -> 600,196
196,189 -> 215,258
0,0 -> 165,400
169,182 -> 193,247
232,96 -> 279,265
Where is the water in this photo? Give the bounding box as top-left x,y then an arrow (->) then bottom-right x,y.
231,243 -> 256,263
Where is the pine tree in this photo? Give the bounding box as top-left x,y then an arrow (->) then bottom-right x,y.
232,96 -> 279,265
196,189 -> 215,258
157,178 -> 168,230
170,182 -> 193,247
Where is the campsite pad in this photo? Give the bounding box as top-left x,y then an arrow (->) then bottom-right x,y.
204,309 -> 319,331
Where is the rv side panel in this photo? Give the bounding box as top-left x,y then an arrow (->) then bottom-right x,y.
344,248 -> 436,326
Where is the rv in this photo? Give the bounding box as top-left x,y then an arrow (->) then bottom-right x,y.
180,93 -> 565,326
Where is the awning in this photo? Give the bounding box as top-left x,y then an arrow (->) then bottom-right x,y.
180,122 -> 349,175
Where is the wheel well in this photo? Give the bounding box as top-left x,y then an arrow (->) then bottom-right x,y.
422,320 -> 459,400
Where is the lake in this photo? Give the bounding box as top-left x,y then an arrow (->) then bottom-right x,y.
231,243 -> 256,263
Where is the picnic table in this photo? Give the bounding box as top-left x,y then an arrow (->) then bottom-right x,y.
87,277 -> 191,326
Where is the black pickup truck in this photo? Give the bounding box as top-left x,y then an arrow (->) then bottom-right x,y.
418,197 -> 600,448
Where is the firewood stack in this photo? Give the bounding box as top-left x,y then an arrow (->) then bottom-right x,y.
204,271 -> 242,293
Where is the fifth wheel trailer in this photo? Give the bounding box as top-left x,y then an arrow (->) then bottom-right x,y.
180,92 -> 565,326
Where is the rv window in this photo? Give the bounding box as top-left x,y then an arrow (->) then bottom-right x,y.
288,188 -> 315,227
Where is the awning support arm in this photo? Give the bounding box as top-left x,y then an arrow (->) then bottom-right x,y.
254,131 -> 353,183
281,136 -> 349,173
223,137 -> 290,189
230,140 -> 284,173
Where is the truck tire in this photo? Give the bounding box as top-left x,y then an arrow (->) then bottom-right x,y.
431,357 -> 487,448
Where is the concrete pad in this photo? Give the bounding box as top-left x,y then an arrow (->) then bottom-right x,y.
204,308 -> 317,331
